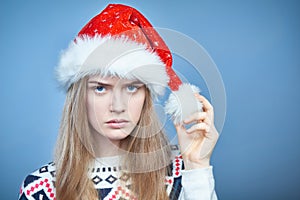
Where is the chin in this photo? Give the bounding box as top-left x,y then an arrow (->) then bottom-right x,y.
105,129 -> 131,141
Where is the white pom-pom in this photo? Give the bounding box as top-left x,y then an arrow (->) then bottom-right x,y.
165,83 -> 203,124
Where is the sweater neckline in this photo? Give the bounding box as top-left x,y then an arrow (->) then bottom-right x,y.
93,154 -> 124,168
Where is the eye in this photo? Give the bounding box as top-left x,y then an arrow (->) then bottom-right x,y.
95,86 -> 106,94
126,85 -> 138,93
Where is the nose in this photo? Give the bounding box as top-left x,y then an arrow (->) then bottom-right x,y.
110,89 -> 126,113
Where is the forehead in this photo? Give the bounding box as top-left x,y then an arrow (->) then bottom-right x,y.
88,75 -> 142,84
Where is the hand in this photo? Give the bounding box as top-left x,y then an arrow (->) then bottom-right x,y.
175,94 -> 219,170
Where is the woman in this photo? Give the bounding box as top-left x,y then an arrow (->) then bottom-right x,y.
19,4 -> 219,200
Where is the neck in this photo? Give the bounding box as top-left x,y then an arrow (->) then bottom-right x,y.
91,130 -> 123,158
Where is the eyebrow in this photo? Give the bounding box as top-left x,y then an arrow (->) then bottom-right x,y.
88,80 -> 144,86
124,81 -> 144,85
88,81 -> 112,87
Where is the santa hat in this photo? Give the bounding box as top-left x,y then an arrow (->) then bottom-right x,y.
56,4 -> 202,124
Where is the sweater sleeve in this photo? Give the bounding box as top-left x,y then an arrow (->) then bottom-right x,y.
178,166 -> 218,200
18,163 -> 56,200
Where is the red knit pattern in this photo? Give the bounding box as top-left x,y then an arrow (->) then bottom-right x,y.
25,178 -> 56,200
174,155 -> 183,177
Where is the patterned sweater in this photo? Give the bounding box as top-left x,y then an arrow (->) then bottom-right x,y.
18,154 -> 217,200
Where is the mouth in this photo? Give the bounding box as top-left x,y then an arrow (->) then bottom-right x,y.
105,119 -> 129,129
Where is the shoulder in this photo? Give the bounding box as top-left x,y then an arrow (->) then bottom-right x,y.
18,162 -> 56,200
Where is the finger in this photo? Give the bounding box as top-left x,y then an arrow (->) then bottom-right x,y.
186,123 -> 210,133
184,112 -> 207,124
174,123 -> 185,133
203,117 -> 212,126
195,94 -> 213,113
184,112 -> 212,127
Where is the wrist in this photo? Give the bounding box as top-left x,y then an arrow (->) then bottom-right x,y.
183,157 -> 210,170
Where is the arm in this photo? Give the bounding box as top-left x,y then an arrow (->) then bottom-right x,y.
178,167 -> 218,200
175,94 -> 219,199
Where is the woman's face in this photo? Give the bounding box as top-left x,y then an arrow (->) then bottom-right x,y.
86,75 -> 146,142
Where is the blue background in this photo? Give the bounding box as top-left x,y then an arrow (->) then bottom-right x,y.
1,0 -> 299,199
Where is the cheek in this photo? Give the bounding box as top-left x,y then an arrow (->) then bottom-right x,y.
86,93 -> 107,126
128,94 -> 145,123
86,95 -> 97,127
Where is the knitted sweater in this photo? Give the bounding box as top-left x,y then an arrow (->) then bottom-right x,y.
18,154 -> 217,200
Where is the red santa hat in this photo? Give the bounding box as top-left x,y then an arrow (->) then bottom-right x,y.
56,4 -> 202,124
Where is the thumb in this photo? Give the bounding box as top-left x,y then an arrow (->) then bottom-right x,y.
174,123 -> 186,135
174,123 -> 183,132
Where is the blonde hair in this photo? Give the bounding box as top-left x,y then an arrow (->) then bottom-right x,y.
54,77 -> 171,200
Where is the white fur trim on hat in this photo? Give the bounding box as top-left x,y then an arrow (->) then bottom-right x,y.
55,35 -> 169,97
165,83 -> 203,124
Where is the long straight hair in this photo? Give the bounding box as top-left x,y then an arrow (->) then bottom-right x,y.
54,76 -> 171,200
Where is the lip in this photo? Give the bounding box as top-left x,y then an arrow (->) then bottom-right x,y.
105,119 -> 129,129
